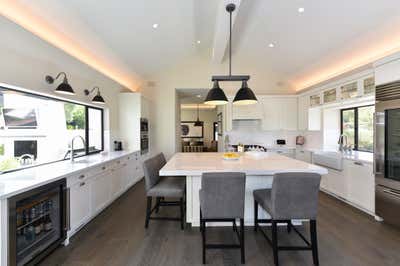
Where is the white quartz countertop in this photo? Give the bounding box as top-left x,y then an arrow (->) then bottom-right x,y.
0,150 -> 136,200
160,152 -> 328,176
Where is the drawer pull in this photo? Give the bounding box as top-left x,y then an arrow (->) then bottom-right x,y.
123,163 -> 127,167
117,160 -> 121,164
79,174 -> 85,179
80,182 -> 86,187
102,166 -> 106,170
354,161 -> 364,166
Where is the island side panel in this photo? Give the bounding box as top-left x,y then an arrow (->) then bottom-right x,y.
0,199 -> 8,266
186,175 -> 274,226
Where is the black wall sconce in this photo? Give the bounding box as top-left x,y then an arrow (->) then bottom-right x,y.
84,86 -> 105,104
45,72 -> 75,95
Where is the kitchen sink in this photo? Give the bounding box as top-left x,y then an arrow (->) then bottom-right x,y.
312,151 -> 343,171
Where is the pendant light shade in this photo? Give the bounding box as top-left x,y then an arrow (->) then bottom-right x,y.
194,104 -> 203,126
204,81 -> 228,105
92,91 -> 106,104
45,72 -> 75,95
84,86 -> 106,104
233,81 -> 258,105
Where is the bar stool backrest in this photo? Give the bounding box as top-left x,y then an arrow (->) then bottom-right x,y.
200,172 -> 246,219
143,153 -> 167,192
271,172 -> 321,220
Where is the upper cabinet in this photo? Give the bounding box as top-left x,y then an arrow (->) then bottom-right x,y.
374,55 -> 400,86
232,102 -> 263,120
363,77 -> 375,95
260,97 -> 298,131
340,81 -> 358,100
323,88 -> 337,104
298,95 -> 310,131
310,94 -> 321,107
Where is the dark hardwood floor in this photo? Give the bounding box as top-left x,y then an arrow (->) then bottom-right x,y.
40,180 -> 400,266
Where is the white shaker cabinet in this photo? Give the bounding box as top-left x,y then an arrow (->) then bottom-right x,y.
232,102 -> 263,120
374,56 -> 400,86
260,97 -> 297,130
91,170 -> 112,214
69,179 -> 91,232
345,160 -> 375,213
326,168 -> 348,199
298,95 -> 309,130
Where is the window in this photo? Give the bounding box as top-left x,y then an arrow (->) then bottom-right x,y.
0,86 -> 104,173
310,94 -> 321,106
340,105 -> 374,152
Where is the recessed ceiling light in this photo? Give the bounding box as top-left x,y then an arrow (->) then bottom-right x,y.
197,40 -> 201,44
152,23 -> 158,29
268,43 -> 275,48
298,7 -> 305,13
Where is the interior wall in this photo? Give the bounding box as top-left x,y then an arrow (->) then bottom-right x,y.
145,52 -> 295,158
180,108 -> 217,148
0,16 -> 126,151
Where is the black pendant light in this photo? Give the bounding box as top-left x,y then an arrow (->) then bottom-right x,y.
194,104 -> 203,126
204,80 -> 228,105
45,72 -> 75,95
205,3 -> 257,106
84,86 -> 106,104
233,80 -> 257,105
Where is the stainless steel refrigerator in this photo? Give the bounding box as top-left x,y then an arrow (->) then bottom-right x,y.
375,80 -> 400,227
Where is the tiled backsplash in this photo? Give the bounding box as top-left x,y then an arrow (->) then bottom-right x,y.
225,120 -> 323,149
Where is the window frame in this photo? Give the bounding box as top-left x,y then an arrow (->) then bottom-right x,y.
0,85 -> 104,174
340,104 -> 374,153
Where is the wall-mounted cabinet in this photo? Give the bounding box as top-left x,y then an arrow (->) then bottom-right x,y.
340,81 -> 358,100
232,102 -> 263,120
323,88 -> 337,104
260,97 -> 298,131
298,95 -> 310,130
310,94 -> 321,107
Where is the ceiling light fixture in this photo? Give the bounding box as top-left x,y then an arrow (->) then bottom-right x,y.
194,104 -> 203,127
205,3 -> 257,106
197,40 -> 201,44
84,86 -> 105,104
45,72 -> 75,95
152,23 -> 158,29
298,7 -> 305,13
268,43 -> 275,48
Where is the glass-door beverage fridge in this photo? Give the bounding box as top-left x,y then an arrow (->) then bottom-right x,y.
8,178 -> 67,266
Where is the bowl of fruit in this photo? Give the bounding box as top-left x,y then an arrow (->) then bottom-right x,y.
222,152 -> 240,161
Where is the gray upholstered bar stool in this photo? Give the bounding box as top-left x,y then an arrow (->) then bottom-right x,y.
199,172 -> 246,264
253,172 -> 321,266
143,153 -> 185,229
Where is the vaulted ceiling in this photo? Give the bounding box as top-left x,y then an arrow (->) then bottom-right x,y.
1,0 -> 400,92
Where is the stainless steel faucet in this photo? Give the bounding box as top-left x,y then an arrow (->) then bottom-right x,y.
338,134 -> 348,152
70,135 -> 86,162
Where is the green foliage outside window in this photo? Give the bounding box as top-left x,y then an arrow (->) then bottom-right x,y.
64,103 -> 85,130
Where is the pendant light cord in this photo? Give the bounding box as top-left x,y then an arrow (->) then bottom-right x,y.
229,9 -> 232,76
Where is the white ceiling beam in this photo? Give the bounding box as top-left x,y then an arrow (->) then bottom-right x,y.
212,0 -> 242,64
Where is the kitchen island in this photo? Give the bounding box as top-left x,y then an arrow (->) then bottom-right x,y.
159,152 -> 328,226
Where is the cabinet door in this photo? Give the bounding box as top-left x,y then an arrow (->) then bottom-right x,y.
327,168 -> 348,199
91,171 -> 112,213
69,180 -> 91,231
298,96 -> 309,130
111,167 -> 125,197
281,98 -> 298,130
261,98 -> 281,130
346,161 -> 375,212
295,150 -> 311,163
232,102 -> 263,120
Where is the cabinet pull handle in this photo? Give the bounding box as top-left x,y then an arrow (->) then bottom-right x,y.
123,163 -> 127,167
354,161 -> 364,166
80,182 -> 85,187
102,166 -> 106,170
79,174 -> 85,179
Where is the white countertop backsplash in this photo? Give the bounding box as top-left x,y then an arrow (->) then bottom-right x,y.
0,150 -> 137,199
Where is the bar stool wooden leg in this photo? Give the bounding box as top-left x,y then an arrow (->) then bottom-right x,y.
145,197 -> 152,228
155,197 -> 161,213
310,220 -> 319,266
271,220 -> 279,266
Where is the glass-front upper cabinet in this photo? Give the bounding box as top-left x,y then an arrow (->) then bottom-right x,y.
363,77 -> 375,95
323,88 -> 337,104
340,81 -> 358,99
310,94 -> 321,107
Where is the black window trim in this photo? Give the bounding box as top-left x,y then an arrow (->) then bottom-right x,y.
340,104 -> 374,153
0,85 -> 104,174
